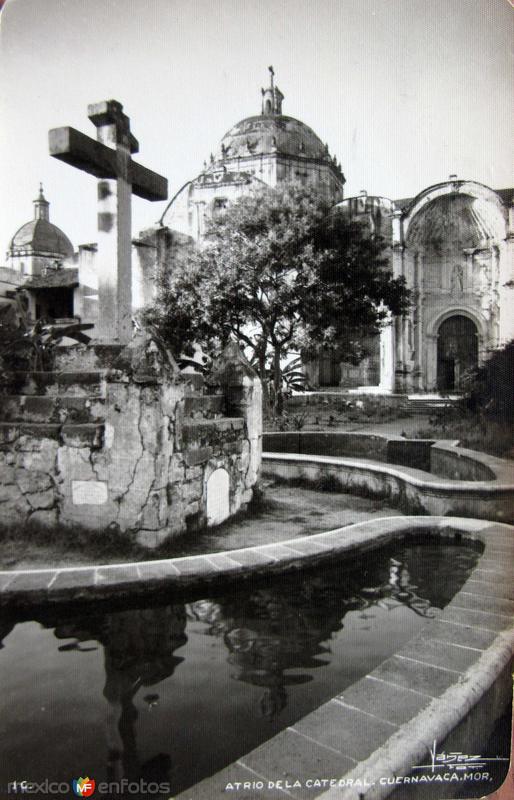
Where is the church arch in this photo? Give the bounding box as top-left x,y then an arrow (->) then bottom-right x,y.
403,181 -> 506,247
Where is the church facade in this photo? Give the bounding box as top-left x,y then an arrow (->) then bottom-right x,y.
3,72 -> 513,394
324,182 -> 514,393
160,70 -> 514,393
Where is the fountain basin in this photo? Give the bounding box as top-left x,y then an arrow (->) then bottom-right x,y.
262,432 -> 514,523
0,516 -> 513,800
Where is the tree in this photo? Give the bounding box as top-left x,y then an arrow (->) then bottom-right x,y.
146,183 -> 410,412
462,339 -> 514,424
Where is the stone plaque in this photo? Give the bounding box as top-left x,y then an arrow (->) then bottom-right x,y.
72,480 -> 108,505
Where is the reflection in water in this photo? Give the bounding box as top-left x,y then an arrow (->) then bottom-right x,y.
53,606 -> 187,787
187,552 -> 444,722
0,541 -> 482,796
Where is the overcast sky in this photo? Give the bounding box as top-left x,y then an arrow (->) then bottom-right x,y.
0,0 -> 512,257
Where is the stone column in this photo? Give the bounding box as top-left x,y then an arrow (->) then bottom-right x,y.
499,205 -> 514,344
95,127 -> 132,343
391,209 -> 404,391
379,318 -> 395,393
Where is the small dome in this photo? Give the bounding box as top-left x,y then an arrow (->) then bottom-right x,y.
9,219 -> 74,258
8,186 -> 74,258
217,114 -> 332,163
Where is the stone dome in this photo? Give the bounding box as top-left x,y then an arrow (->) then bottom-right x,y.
217,114 -> 333,163
8,186 -> 74,258
10,219 -> 74,257
212,68 -> 342,175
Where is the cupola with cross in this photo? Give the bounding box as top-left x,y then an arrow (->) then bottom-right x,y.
261,66 -> 284,116
7,184 -> 74,276
163,69 -> 345,238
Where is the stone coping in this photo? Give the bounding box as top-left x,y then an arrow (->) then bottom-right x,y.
263,431 -> 514,485
0,516 -> 511,608
263,451 -> 514,493
1,517 -> 513,799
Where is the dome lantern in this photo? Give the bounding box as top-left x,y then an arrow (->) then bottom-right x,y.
261,66 -> 284,116
33,183 -> 50,221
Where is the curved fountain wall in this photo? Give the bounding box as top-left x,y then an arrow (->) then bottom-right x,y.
262,432 -> 514,523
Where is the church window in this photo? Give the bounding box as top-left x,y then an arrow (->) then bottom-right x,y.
212,197 -> 228,218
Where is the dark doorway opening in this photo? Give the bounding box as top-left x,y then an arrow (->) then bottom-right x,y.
437,315 -> 478,391
319,350 -> 341,387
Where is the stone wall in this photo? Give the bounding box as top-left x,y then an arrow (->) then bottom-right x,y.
0,334 -> 262,548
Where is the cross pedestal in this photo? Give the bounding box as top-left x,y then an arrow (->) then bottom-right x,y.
49,100 -> 168,344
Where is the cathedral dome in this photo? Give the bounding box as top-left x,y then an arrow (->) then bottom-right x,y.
218,114 -> 332,163
212,68 -> 343,179
8,186 -> 74,258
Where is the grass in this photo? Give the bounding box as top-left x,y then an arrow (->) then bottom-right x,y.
0,488 -> 279,569
266,399 -> 410,430
412,412 -> 514,459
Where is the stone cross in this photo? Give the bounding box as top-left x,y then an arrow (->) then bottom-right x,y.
49,100 -> 168,343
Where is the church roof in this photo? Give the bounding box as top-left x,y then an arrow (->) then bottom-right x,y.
22,267 -> 79,289
9,219 -> 75,258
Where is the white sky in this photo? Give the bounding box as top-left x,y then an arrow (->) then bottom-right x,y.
0,0 -> 512,257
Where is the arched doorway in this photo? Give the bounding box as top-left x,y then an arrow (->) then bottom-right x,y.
437,315 -> 478,391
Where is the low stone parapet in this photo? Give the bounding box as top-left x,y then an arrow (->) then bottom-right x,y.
262,450 -> 514,523
263,430 -> 512,483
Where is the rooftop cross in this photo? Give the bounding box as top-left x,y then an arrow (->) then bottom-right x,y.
48,100 -> 168,343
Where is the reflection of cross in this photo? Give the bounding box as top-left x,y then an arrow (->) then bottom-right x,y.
49,100 -> 168,343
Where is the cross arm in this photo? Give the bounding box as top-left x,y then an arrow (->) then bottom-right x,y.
49,127 -> 117,179
49,125 -> 168,201
130,160 -> 168,201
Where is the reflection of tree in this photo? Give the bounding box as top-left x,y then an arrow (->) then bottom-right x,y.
188,591 -> 341,721
50,605 -> 187,786
187,554 -> 443,720
360,558 -> 437,618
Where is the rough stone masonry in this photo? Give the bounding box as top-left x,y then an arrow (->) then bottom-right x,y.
0,334 -> 262,549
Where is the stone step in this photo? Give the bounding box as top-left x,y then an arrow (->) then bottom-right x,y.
182,372 -> 205,393
0,395 -> 106,424
0,371 -> 106,397
182,417 -> 245,448
402,397 -> 461,415
183,393 -> 225,419
0,421 -> 104,448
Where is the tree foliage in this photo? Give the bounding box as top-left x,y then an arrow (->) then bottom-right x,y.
462,339 -> 514,424
146,183 -> 410,410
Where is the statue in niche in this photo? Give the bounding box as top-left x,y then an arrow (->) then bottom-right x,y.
450,263 -> 464,294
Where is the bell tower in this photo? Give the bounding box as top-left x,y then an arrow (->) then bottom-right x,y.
261,66 -> 284,116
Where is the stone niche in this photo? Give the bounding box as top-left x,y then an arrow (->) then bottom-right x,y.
0,332 -> 262,549
206,467 -> 230,526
